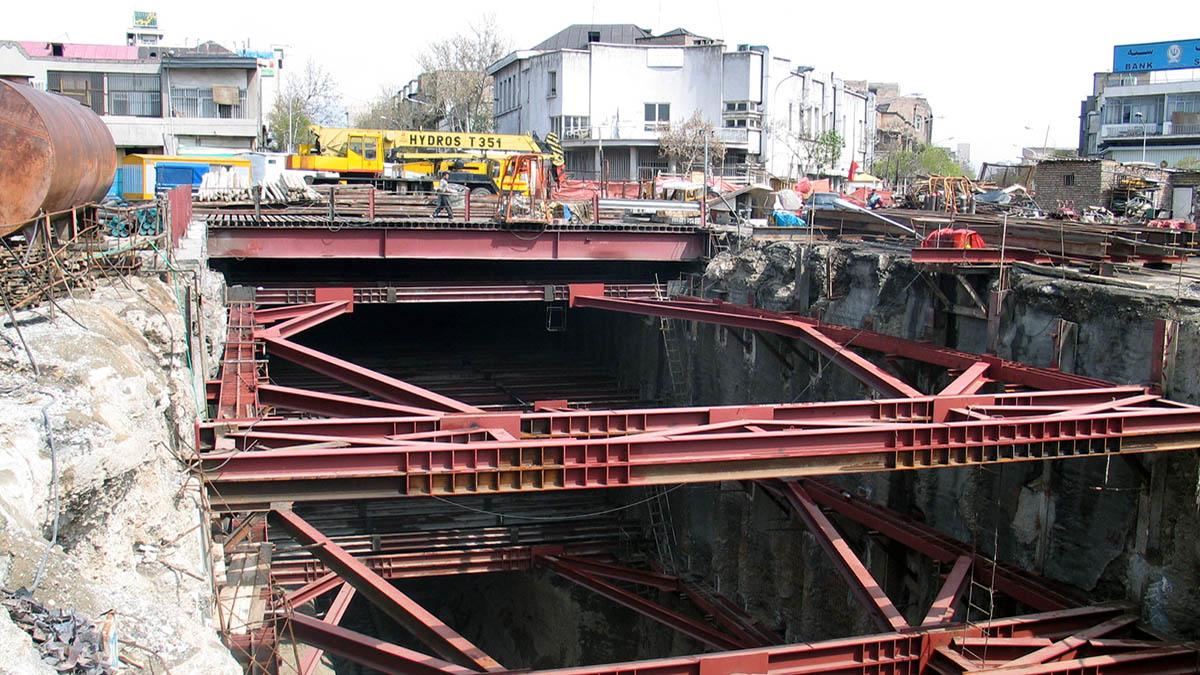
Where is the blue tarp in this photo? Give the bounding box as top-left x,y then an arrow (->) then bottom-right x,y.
155,163 -> 211,189
770,211 -> 806,227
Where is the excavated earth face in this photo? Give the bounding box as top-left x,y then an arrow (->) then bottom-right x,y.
0,271 -> 237,674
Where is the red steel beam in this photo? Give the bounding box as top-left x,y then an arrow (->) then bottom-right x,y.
941,362 -> 992,396
298,581 -> 356,675
922,555 -> 972,626
519,605 -> 1153,675
999,614 -> 1138,668
211,386 -> 1151,442
258,384 -> 439,419
269,509 -> 503,672
202,398 -> 1200,507
208,226 -> 706,261
537,554 -> 750,651
270,543 -> 611,586
798,478 -> 1084,611
570,294 -> 921,398
769,480 -> 909,633
264,337 -> 480,414
283,612 -> 477,675
569,294 -> 1110,392
285,572 -> 342,607
257,301 -> 351,339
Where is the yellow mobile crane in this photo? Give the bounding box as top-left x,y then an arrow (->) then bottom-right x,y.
286,126 -> 565,194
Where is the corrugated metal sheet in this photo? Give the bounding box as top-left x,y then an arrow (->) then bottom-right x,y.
533,25 -> 651,51
19,41 -> 140,60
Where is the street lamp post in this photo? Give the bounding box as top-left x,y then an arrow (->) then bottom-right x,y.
1133,111 -> 1148,163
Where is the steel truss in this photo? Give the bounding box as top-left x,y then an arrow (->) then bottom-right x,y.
203,287 -> 1200,673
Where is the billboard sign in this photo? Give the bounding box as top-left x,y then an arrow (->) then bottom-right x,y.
133,11 -> 157,28
1113,39 -> 1200,72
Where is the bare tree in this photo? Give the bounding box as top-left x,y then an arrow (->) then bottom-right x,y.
415,16 -> 508,133
266,58 -> 342,151
351,85 -> 433,130
658,110 -> 726,174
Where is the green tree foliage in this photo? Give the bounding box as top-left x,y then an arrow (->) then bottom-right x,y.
872,144 -> 968,186
658,110 -> 726,173
266,58 -> 341,151
809,130 -> 844,174
1176,156 -> 1200,170
415,16 -> 508,133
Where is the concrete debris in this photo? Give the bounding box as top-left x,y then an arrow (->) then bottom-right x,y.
1,588 -> 115,673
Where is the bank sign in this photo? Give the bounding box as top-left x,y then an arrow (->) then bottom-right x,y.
1113,39 -> 1200,72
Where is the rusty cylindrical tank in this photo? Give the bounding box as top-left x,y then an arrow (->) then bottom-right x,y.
0,78 -> 117,236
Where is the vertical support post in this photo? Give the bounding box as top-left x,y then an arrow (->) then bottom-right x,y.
368,186 -> 376,221
464,189 -> 471,221
794,246 -> 811,313
592,193 -> 600,224
253,184 -> 262,220
1051,319 -> 1078,372
328,187 -> 337,219
1150,318 -> 1178,396
986,289 -> 1003,355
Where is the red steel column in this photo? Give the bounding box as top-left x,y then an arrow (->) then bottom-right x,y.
298,581 -> 356,675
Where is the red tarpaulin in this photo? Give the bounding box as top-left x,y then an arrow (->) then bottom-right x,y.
846,187 -> 896,207
552,179 -> 643,200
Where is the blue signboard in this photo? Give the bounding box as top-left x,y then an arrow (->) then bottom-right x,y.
1113,39 -> 1200,72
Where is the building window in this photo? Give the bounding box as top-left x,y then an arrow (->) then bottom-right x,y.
644,102 -> 670,131
106,73 -> 162,117
1105,97 -> 1161,124
551,115 -> 590,138
587,31 -> 600,43
170,86 -> 247,119
1063,173 -> 1075,187
47,71 -> 105,113
547,70 -> 557,98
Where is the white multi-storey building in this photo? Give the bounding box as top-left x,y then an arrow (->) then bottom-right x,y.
0,38 -> 264,156
487,24 -> 873,183
1080,72 -> 1200,166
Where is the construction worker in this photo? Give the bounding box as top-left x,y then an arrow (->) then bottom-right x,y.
432,172 -> 453,219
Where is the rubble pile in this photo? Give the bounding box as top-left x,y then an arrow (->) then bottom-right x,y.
1,588 -> 115,674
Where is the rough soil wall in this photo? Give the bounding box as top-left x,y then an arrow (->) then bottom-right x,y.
573,239 -> 1200,642
0,269 -> 237,673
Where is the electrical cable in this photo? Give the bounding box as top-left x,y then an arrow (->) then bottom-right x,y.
30,392 -> 59,594
429,483 -> 687,522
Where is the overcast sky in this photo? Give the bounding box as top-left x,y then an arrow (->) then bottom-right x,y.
8,0 -> 1199,166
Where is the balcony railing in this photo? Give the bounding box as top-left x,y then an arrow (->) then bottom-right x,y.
1166,122 -> 1200,136
1101,122 -> 1161,138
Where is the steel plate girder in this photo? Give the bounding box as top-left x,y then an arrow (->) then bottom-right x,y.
204,403 -> 1200,504
208,386 -> 1154,443
268,509 -> 503,672
207,226 -> 706,261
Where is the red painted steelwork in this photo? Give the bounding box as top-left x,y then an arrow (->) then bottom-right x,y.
257,384 -> 437,418
940,362 -> 991,396
538,554 -> 750,651
269,508 -> 504,672
770,480 -> 909,633
203,395 -> 1200,506
922,555 -> 972,627
216,303 -> 261,420
568,294 -> 1110,392
207,226 -> 705,261
256,301 -> 351,339
253,283 -> 666,305
264,337 -> 479,414
298,582 -> 355,675
283,613 -> 476,675
571,294 -> 920,398
167,185 -> 192,248
797,478 -> 1084,611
